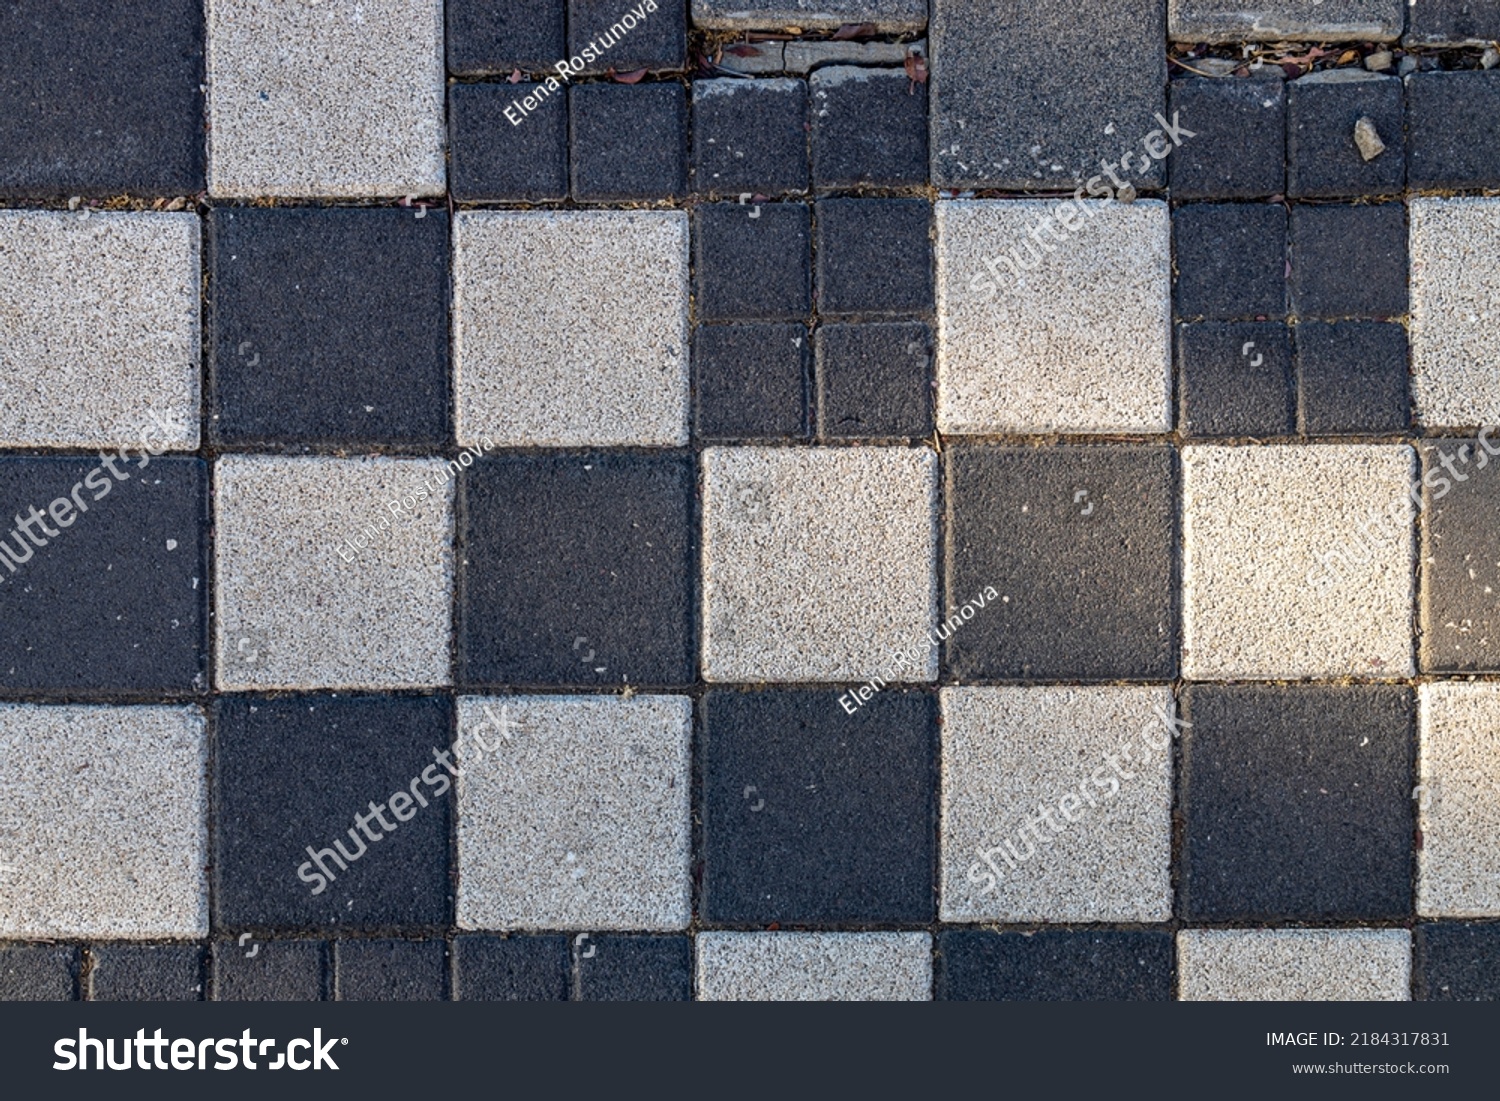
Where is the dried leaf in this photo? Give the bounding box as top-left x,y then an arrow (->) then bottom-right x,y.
832,22 -> 876,40
905,49 -> 929,85
725,44 -> 761,57
1337,49 -> 1359,65
507,68 -> 523,84
611,67 -> 648,84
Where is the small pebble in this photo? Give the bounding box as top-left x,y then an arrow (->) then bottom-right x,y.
1364,50 -> 1393,72
1398,56 -> 1418,76
1483,46 -> 1499,70
1354,116 -> 1387,162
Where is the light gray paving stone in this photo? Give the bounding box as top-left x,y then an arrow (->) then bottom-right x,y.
1182,445 -> 1415,680
935,199 -> 1172,434
0,705 -> 207,938
214,457 -> 453,690
1177,929 -> 1412,1001
1168,1 -> 1405,42
0,212 -> 200,449
940,687 -> 1175,924
784,39 -> 922,72
1410,198 -> 1500,429
454,695 -> 692,931
454,211 -> 690,447
714,41 -> 784,74
696,932 -> 932,1000
692,1 -> 927,32
1418,683 -> 1500,917
700,446 -> 937,682
207,0 -> 445,197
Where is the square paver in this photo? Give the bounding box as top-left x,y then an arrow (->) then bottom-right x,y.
1168,1 -> 1405,41
1418,683 -> 1500,917
936,200 -> 1171,434
810,67 -> 927,189
694,203 -> 811,322
1177,930 -> 1412,1001
452,935 -> 569,1001
701,447 -> 937,682
1407,71 -> 1500,190
1297,321 -> 1409,434
696,933 -> 932,1001
89,945 -> 204,1001
692,79 -> 808,197
1288,70 -> 1404,199
449,83 -> 569,202
454,211 -> 689,447
576,935 -> 692,1001
1290,203 -> 1408,319
1420,439 -> 1500,672
1415,923 -> 1500,999
213,940 -> 327,1001
214,457 -> 453,690
0,212 -> 200,449
936,930 -> 1174,1001
1182,444 -> 1415,679
816,198 -> 932,317
335,939 -> 446,1001
1178,321 -> 1296,438
0,947 -> 78,1001
571,83 -> 687,200
1406,1 -> 1500,45
568,0 -> 687,73
0,705 -> 207,939
694,323 -> 809,440
691,0 -> 927,32
816,322 -> 933,440
1173,203 -> 1287,321
207,0 -> 445,197
940,687 -> 1175,924
1167,75 -> 1286,201
447,0 -> 565,73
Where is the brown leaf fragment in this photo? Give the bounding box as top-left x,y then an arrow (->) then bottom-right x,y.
832,22 -> 876,39
904,49 -> 928,86
507,68 -> 523,84
611,67 -> 648,84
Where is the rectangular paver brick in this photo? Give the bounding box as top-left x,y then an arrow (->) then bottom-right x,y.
1178,929 -> 1412,1000
693,202 -> 811,322
696,933 -> 932,1001
1288,70 -> 1404,199
1407,71 -> 1500,189
691,0 -> 927,32
692,79 -> 808,197
1415,922 -> 1500,999
1168,1 -> 1405,41
449,83 -> 568,202
1410,198 -> 1500,428
936,930 -> 1174,1001
810,67 -> 928,189
447,0 -> 565,73
1174,203 -> 1287,321
571,83 -> 687,200
1406,0 -> 1500,44
815,322 -> 933,440
1178,321 -> 1296,438
452,935 -> 569,1001
1168,75 -> 1286,201
213,939 -> 327,1001
569,0 -> 687,73
694,323 -> 810,440
0,947 -> 78,1001
89,945 -> 204,1001
1298,321 -> 1410,434
1420,439 -> 1500,672
1418,683 -> 1500,917
335,939 -> 446,1001
576,935 -> 692,1001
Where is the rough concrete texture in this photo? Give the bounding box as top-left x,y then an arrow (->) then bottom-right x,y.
696,932 -> 932,1000
1418,683 -> 1500,917
786,39 -> 923,72
700,446 -> 937,682
940,687 -> 1174,924
213,457 -> 453,690
1406,0 -> 1500,45
692,1 -> 927,32
207,0 -> 445,197
1182,445 -> 1415,679
1168,1 -> 1405,42
1178,929 -> 1412,1001
454,211 -> 689,447
0,212 -> 200,448
455,696 -> 692,931
936,200 -> 1171,434
1410,198 -> 1500,428
0,705 -> 207,938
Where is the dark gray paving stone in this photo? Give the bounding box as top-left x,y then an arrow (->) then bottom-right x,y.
1173,204 -> 1287,321
1168,76 -> 1286,201
449,82 -> 568,202
335,939 -> 446,1001
570,83 -> 686,200
694,323 -> 809,440
931,0 -> 1166,190
575,935 -> 691,1001
945,446 -> 1177,681
1180,684 -> 1415,922
694,202 -> 811,321
213,695 -> 452,928
452,935 -> 568,1001
1290,203 -> 1408,319
209,208 -> 449,448
88,944 -> 203,1001
816,322 -> 933,439
460,454 -> 694,686
1297,320 -> 1409,434
0,457 -> 205,694
1406,1 -> 1500,45
0,0 -> 204,197
0,946 -> 77,1000
1288,71 -> 1404,199
1416,923 -> 1500,1000
936,930 -> 1174,1001
1178,321 -> 1296,438
701,689 -> 936,925
1407,71 -> 1500,190
212,939 -> 327,1001
1169,0 -> 1406,41
810,67 -> 927,189
447,0 -> 566,74
815,198 -> 932,317
692,79 -> 808,197
569,0 -> 686,73
1421,438 -> 1500,673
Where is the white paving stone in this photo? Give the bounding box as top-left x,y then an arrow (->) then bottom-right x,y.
1178,929 -> 1411,1001
1418,682 -> 1500,917
696,932 -> 932,1001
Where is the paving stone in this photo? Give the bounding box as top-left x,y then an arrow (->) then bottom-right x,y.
786,40 -> 924,73
571,83 -> 687,200
449,83 -> 569,202
1178,321 -> 1296,438
693,202 -> 811,322
816,198 -> 932,317
1168,1 -> 1405,41
0,0 -> 204,197
1182,445 -> 1415,679
940,687 -> 1175,924
694,323 -> 810,440
206,0 -> 445,198
1178,929 -> 1412,1001
1418,683 -> 1500,916
447,0 -> 566,73
0,947 -> 78,1001
452,935 -> 569,1001
456,695 -> 692,931
88,945 -> 204,1001
936,200 -> 1172,433
1415,923 -> 1500,999
569,0 -> 687,73
702,689 -> 935,925
1167,76 -> 1286,201
214,458 -> 453,690
1290,203 -> 1408,319
713,41 -> 784,74
936,930 -> 1174,1001
931,1 -> 1166,190
335,939 -> 446,1001
1420,440 -> 1500,672
1288,70 -> 1404,199
1173,203 -> 1287,322
212,939 -> 327,1001
701,447 -> 937,682
1407,71 -> 1500,189
1297,320 -> 1410,434
454,211 -> 689,446
944,447 -> 1177,681
0,212 -> 200,450
209,208 -> 449,448
810,68 -> 927,189
696,933 -> 932,1001
214,696 -> 452,930
575,935 -> 692,1001
691,0 -> 928,31
815,322 -> 933,439
692,78 -> 809,196
460,454 -> 693,686
1409,198 -> 1500,428
0,705 -> 207,939
1406,0 -> 1500,45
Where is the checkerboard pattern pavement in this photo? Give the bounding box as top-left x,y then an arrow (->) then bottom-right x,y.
2,0 -> 1500,1002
